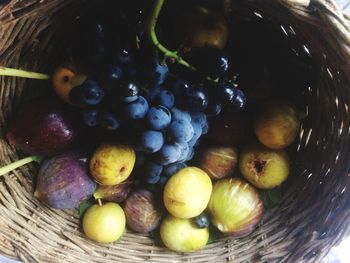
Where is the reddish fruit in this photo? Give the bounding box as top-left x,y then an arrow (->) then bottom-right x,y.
6,97 -> 81,156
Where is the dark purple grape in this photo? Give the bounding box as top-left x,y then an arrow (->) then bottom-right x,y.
99,112 -> 120,130
194,212 -> 210,228
171,79 -> 191,98
82,109 -> 99,127
205,103 -> 222,116
117,47 -> 135,65
225,88 -> 247,112
120,81 -> 140,102
69,80 -> 105,107
96,64 -> 123,91
184,88 -> 209,112
185,47 -> 231,78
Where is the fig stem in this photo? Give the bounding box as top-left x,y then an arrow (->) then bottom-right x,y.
148,0 -> 196,70
0,155 -> 43,176
0,66 -> 50,80
97,199 -> 102,207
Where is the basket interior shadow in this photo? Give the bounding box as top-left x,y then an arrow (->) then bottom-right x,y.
0,0 -> 350,262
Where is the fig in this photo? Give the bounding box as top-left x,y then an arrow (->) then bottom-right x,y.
163,167 -> 212,219
254,100 -> 301,149
93,179 -> 135,202
89,143 -> 136,185
6,96 -> 81,156
204,111 -> 253,146
160,214 -> 209,253
83,202 -> 126,243
34,151 -> 96,209
208,178 -> 264,236
239,143 -> 290,189
123,189 -> 163,233
180,6 -> 228,50
197,145 -> 238,180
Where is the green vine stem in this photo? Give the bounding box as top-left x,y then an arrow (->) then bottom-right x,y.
0,66 -> 50,80
148,0 -> 196,70
0,155 -> 43,176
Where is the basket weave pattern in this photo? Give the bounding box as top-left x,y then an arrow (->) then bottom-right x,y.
1,0 -> 350,262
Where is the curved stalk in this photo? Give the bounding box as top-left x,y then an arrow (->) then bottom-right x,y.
0,66 -> 50,80
0,155 -> 43,176
148,0 -> 196,70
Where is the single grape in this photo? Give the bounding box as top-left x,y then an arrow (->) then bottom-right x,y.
146,106 -> 171,130
125,96 -> 149,119
170,107 -> 192,123
117,47 -> 134,65
82,109 -> 99,127
177,142 -> 190,163
163,162 -> 187,177
69,80 -> 105,106
194,212 -> 210,228
153,90 -> 175,109
190,112 -> 207,129
184,88 -> 209,112
140,130 -> 164,153
158,144 -> 182,165
155,62 -> 169,85
120,81 -> 140,102
171,79 -> 191,99
169,120 -> 194,143
218,83 -> 236,106
201,122 -> 209,135
96,64 -> 123,91
225,88 -> 247,112
185,47 -> 231,78
99,112 -> 120,130
188,120 -> 202,147
205,103 -> 222,116
143,161 -> 163,184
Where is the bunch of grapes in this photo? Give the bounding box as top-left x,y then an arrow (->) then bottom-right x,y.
63,3 -> 247,191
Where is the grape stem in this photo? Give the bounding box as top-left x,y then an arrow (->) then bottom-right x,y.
148,0 -> 196,70
0,66 -> 50,80
0,155 -> 43,176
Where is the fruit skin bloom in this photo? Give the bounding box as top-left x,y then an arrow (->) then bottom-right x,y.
83,202 -> 126,243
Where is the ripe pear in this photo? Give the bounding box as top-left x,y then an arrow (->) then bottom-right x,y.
89,143 -> 135,186
254,100 -> 301,149
239,143 -> 289,189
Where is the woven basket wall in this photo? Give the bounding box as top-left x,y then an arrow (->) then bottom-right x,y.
1,0 -> 350,262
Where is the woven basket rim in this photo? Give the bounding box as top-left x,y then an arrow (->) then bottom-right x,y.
1,0 -> 350,262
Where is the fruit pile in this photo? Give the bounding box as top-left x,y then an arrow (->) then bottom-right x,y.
0,0 -> 303,253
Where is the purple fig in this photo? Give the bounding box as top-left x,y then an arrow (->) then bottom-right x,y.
123,189 -> 163,233
6,96 -> 81,156
34,151 -> 96,209
93,179 -> 135,203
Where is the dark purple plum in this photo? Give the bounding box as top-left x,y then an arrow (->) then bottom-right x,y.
6,97 -> 81,156
34,151 -> 96,209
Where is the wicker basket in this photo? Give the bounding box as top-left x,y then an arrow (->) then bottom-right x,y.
1,0 -> 350,262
